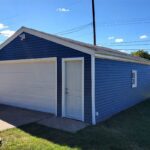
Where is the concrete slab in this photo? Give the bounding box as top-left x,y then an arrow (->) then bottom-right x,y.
38,116 -> 89,133
0,104 -> 53,131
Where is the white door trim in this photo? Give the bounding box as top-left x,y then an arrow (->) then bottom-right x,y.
62,57 -> 84,121
91,55 -> 96,125
54,57 -> 58,116
0,57 -> 58,116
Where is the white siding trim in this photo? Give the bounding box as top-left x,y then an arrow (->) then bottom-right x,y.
61,57 -> 84,122
95,54 -> 150,65
62,59 -> 65,117
0,57 -> 57,64
91,55 -> 96,125
55,58 -> 58,116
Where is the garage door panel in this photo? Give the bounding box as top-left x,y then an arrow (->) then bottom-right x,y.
0,98 -> 55,113
0,97 -> 54,113
0,85 -> 55,97
0,60 -> 57,114
0,89 -> 55,99
0,75 -> 55,86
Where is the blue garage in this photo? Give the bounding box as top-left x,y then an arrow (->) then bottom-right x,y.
0,27 -> 150,124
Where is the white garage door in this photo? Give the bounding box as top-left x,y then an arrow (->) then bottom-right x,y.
0,58 -> 57,114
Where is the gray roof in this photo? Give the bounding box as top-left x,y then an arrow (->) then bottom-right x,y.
0,26 -> 150,65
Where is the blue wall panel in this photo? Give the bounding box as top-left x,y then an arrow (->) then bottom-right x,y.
95,58 -> 150,123
0,33 -> 92,123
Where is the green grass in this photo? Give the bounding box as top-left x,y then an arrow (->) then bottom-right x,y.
0,100 -> 150,150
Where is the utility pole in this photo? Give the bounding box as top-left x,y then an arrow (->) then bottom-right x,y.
92,0 -> 97,46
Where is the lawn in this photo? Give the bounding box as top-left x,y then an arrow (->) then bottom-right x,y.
0,100 -> 150,150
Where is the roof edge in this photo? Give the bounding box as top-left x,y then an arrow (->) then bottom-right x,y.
0,26 -> 150,65
95,54 -> 150,65
0,27 -> 25,50
0,26 -> 94,55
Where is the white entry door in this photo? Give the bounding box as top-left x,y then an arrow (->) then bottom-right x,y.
62,58 -> 84,121
0,58 -> 57,115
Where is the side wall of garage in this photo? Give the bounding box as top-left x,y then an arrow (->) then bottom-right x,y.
0,32 -> 92,124
95,58 -> 150,123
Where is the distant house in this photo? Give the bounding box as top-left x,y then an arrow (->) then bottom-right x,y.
0,27 -> 150,125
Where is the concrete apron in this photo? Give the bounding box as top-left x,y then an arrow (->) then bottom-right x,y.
0,104 -> 53,131
0,104 -> 88,133
38,116 -> 89,133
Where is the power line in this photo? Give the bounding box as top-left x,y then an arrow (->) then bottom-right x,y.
55,16 -> 150,36
96,17 -> 150,27
97,21 -> 150,27
98,39 -> 150,48
116,48 -> 150,51
106,16 -> 150,22
107,43 -> 150,46
53,18 -> 150,38
54,23 -> 92,35
111,40 -> 150,44
0,14 -> 19,22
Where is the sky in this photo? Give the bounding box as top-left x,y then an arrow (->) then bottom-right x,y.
0,0 -> 150,53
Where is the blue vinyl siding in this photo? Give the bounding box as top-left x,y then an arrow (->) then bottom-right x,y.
0,32 -> 92,123
95,58 -> 150,123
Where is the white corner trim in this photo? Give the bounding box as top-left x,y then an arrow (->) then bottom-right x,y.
82,58 -> 85,122
91,55 -> 96,125
55,58 -> 58,116
61,57 -> 84,122
95,54 -> 150,65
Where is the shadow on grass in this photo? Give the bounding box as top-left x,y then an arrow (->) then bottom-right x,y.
17,100 -> 150,150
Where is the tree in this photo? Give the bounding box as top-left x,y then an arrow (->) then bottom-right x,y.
131,50 -> 150,60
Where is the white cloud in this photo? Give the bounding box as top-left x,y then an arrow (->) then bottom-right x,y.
108,36 -> 115,40
139,35 -> 148,39
98,45 -> 103,47
0,30 -> 15,37
0,23 -> 8,30
56,8 -> 70,12
118,49 -> 130,54
115,38 -> 124,43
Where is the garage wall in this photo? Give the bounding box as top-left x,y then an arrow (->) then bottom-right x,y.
95,58 -> 150,123
0,33 -> 92,123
